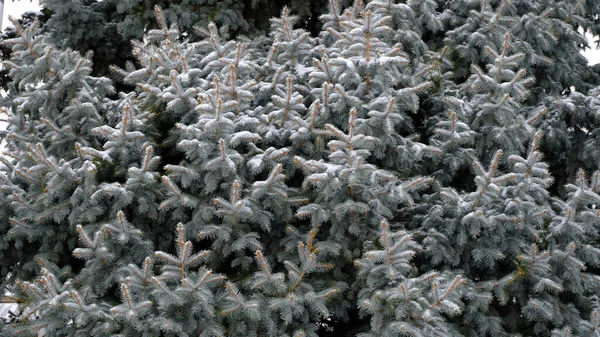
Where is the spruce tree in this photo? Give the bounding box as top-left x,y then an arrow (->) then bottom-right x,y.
23,0 -> 330,81
2,1 -> 600,336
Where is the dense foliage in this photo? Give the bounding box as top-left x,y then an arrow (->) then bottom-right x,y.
2,0 -> 600,336
38,0 -> 330,79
